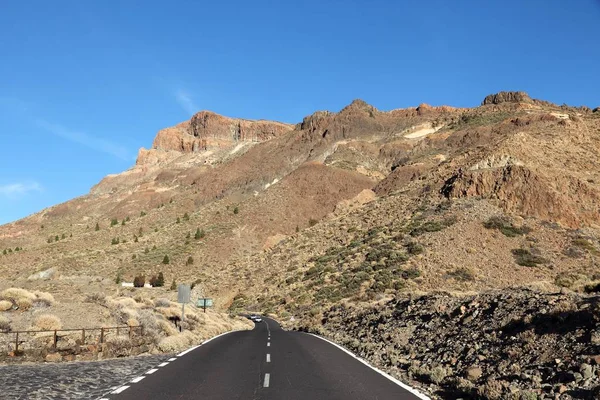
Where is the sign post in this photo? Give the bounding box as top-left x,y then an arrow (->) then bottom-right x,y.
196,298 -> 214,313
177,284 -> 191,330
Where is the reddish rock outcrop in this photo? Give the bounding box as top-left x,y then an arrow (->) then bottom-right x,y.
482,91 -> 532,105
152,112 -> 293,154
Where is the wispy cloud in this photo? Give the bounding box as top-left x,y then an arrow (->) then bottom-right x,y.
0,182 -> 42,199
36,120 -> 131,160
174,89 -> 199,115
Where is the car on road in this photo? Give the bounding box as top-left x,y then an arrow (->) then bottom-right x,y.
253,317 -> 262,323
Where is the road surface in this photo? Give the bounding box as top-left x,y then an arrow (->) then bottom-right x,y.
99,317 -> 426,400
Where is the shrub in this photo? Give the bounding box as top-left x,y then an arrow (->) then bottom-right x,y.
110,218 -> 118,227
406,241 -> 424,255
170,279 -> 177,290
149,275 -> 158,287
144,247 -> 149,254
33,314 -> 62,331
140,211 -> 146,217
0,316 -> 10,331
85,293 -> 107,305
402,267 -> 421,279
115,272 -> 122,284
154,298 -> 171,308
483,216 -> 531,237
156,272 -> 165,287
233,206 -> 239,215
95,222 -> 100,231
186,256 -> 194,265
447,267 -> 476,281
133,275 -> 145,287
309,218 -> 318,227
584,282 -> 600,293
1,288 -> 36,302
0,300 -> 12,311
17,298 -> 33,310
111,237 -> 120,245
194,228 -> 205,240
162,255 -> 170,264
33,291 -> 55,307
176,217 -> 181,224
511,248 -> 548,267
183,212 -> 190,221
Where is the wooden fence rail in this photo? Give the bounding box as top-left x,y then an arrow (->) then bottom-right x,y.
1,325 -> 143,352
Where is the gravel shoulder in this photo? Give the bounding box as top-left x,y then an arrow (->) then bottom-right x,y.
0,354 -> 173,400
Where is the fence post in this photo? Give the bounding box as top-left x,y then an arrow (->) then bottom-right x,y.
53,330 -> 58,349
100,328 -> 104,344
81,329 -> 85,345
116,326 -> 119,336
15,332 -> 19,352
129,325 -> 132,338
140,325 -> 144,336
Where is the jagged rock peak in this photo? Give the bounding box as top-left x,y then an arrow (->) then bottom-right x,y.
482,91 -> 532,105
340,99 -> 377,114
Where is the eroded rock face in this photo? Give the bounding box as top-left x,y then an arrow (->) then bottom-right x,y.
441,165 -> 600,228
151,112 -> 293,154
482,91 -> 532,105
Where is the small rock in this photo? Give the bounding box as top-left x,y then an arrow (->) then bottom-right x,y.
45,353 -> 62,362
580,363 -> 593,379
557,385 -> 568,394
466,366 -> 483,381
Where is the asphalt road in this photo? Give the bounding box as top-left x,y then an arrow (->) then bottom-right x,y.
100,318 -> 426,400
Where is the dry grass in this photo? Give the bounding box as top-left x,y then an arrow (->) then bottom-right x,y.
33,314 -> 62,331
33,291 -> 55,306
17,297 -> 33,310
0,315 -> 10,331
1,288 -> 36,302
0,300 -> 12,311
157,330 -> 196,352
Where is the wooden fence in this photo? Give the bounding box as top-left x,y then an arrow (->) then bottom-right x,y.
1,325 -> 143,353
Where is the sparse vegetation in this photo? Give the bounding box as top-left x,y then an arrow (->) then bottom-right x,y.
446,267 -> 476,281
95,222 -> 100,231
0,316 -> 11,332
483,216 -> 531,237
33,314 -> 62,331
511,248 -> 548,267
194,228 -> 205,240
162,255 -> 170,264
309,218 -> 318,227
110,218 -> 118,227
133,275 -> 146,287
186,256 -> 194,265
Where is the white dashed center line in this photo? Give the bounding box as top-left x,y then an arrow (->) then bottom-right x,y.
131,376 -> 145,383
266,353 -> 271,362
112,386 -> 130,394
158,362 -> 169,367
264,373 -> 270,388
168,357 -> 177,361
146,368 -> 159,375
267,342 -> 270,347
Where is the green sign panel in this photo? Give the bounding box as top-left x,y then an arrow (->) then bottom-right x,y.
197,298 -> 213,307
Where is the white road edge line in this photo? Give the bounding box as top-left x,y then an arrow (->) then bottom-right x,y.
266,353 -> 271,362
131,376 -> 145,383
158,362 -> 169,367
307,333 -> 431,400
168,357 -> 177,361
177,328 -> 242,357
146,368 -> 159,375
111,386 -> 130,394
264,373 -> 270,388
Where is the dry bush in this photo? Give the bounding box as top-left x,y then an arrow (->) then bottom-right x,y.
154,298 -> 171,308
107,335 -> 132,348
85,292 -> 107,305
33,314 -> 62,331
0,300 -> 12,311
0,315 -> 10,331
158,331 -> 196,352
127,318 -> 139,327
137,310 -> 161,338
33,291 -> 55,307
1,288 -> 38,310
157,319 -> 179,336
17,297 -> 33,310
116,297 -> 139,309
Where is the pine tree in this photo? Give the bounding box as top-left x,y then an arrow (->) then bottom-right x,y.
145,247 -> 149,254
183,212 -> 189,221
134,235 -> 138,243
186,256 -> 194,265
95,222 -> 100,231
162,255 -> 170,264
156,272 -> 165,287
176,217 -> 181,224
170,279 -> 176,290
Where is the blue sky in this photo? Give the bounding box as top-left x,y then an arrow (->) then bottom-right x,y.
0,0 -> 599,224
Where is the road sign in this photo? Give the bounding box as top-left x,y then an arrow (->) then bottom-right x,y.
197,297 -> 213,313
196,298 -> 213,307
177,284 -> 191,304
